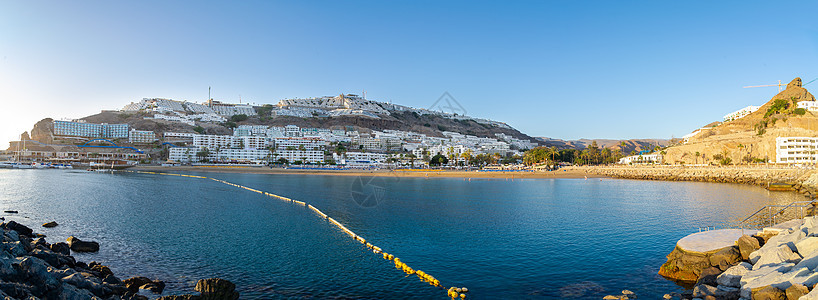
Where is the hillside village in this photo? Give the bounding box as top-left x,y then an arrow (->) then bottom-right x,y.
2,94 -> 541,168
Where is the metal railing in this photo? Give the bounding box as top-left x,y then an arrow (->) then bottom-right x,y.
700,201 -> 817,232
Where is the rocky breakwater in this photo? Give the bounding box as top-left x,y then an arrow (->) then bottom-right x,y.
721,216 -> 818,299
658,228 -> 767,299
660,217 -> 818,299
0,220 -> 240,299
589,166 -> 818,197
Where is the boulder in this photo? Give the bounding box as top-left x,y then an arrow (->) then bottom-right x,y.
717,262 -> 752,288
693,284 -> 718,298
194,278 -> 239,300
659,247 -> 709,282
0,282 -> 36,299
1,241 -> 29,257
697,267 -> 722,286
754,245 -> 802,270
60,282 -> 100,300
157,296 -> 201,300
785,283 -> 808,300
740,263 -> 795,298
41,222 -> 58,228
714,285 -> 739,300
62,273 -> 106,297
3,230 -> 19,243
737,235 -> 761,260
795,237 -> 818,258
123,277 -> 152,293
2,221 -> 33,237
29,249 -> 61,268
89,261 -> 113,277
799,286 -> 818,299
49,242 -> 70,256
140,280 -> 165,294
18,256 -> 61,296
709,247 -> 741,270
751,285 -> 786,300
66,236 -> 99,253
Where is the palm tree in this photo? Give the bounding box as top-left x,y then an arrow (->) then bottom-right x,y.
694,151 -> 700,165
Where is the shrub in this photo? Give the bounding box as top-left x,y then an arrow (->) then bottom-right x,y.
795,108 -> 807,115
230,114 -> 248,122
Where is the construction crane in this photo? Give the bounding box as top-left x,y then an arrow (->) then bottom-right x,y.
743,80 -> 785,92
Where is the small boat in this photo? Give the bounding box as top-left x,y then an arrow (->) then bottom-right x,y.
767,183 -> 796,191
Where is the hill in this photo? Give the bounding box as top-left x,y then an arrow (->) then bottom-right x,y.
537,137 -> 672,153
665,77 -> 818,164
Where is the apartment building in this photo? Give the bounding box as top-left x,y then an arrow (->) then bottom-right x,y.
129,130 -> 157,144
53,120 -> 129,139
776,137 -> 818,164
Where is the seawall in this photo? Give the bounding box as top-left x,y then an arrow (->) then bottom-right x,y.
585,166 -> 818,197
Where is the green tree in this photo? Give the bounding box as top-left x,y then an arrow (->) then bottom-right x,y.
429,154 -> 449,166
193,126 -> 205,134
230,114 -> 248,122
196,148 -> 211,162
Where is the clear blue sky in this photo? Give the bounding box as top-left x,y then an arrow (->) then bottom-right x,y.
2,1 -> 817,149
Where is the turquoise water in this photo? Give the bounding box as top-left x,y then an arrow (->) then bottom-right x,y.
0,169 -> 804,299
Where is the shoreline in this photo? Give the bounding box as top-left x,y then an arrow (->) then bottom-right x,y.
131,165 -> 605,179
584,165 -> 818,197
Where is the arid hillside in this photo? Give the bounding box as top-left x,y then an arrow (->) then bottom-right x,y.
665,77 -> 818,164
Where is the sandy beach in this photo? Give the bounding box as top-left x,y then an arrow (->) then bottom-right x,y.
132,165 -> 604,179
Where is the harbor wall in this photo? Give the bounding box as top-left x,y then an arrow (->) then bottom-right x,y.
584,166 -> 818,197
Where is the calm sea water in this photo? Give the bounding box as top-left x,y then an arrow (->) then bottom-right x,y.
0,169 -> 804,299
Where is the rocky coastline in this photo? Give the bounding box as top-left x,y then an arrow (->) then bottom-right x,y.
0,220 -> 238,300
587,166 -> 818,197
663,217 -> 818,300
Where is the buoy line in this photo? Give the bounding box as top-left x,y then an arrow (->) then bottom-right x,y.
124,170 -> 470,299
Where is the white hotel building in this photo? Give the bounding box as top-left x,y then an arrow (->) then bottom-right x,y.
723,105 -> 761,122
797,101 -> 818,112
776,137 -> 818,164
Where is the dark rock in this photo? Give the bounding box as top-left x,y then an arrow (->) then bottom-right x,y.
0,281 -> 36,299
61,282 -> 98,299
692,284 -> 717,298
695,266 -> 722,286
103,274 -> 122,285
737,235 -> 761,261
3,211 -> 18,214
66,236 -> 99,252
157,296 -> 202,300
122,291 -> 150,300
41,221 -> 58,228
1,241 -> 28,257
3,221 -> 33,237
658,247 -> 709,282
752,285 -> 786,300
89,261 -> 114,277
75,261 -> 87,269
708,246 -> 741,271
49,242 -> 70,256
194,278 -> 239,300
140,280 -> 165,294
785,283 -> 808,300
713,285 -> 740,300
62,273 -> 107,297
29,249 -> 60,268
18,256 -> 60,296
123,277 -> 152,293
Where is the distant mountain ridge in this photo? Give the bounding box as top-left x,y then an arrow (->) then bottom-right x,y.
536,137 -> 672,153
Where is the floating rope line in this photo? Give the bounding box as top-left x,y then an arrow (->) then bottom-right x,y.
124,170 -> 469,299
